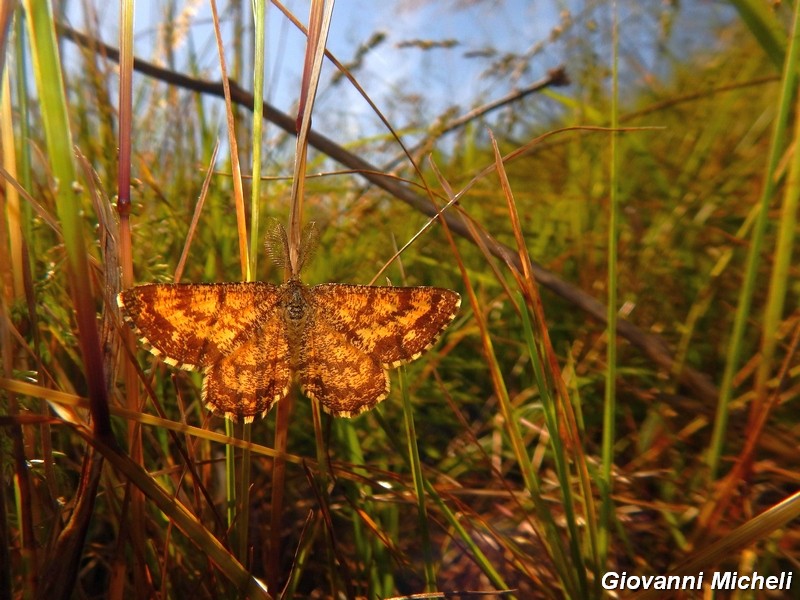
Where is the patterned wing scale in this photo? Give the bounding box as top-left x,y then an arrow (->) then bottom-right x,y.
202,313 -> 291,422
118,277 -> 461,421
301,284 -> 461,416
310,284 -> 461,367
300,317 -> 390,418
117,283 -> 281,370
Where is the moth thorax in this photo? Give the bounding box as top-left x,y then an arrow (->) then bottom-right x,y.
284,282 -> 308,325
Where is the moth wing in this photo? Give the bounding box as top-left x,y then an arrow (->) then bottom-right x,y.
309,284 -> 460,367
202,310 -> 292,422
299,315 -> 389,418
117,282 -> 281,370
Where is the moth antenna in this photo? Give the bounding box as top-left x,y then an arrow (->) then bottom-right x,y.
297,221 -> 320,275
266,219 -> 291,279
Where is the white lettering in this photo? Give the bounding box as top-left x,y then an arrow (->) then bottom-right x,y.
713,571 -> 733,589
680,574 -> 702,589
603,570 -> 792,592
601,572 -> 619,590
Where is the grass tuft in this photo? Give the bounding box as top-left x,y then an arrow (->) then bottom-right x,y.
2,2 -> 798,598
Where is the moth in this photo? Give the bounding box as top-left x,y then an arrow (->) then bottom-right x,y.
118,223 -> 460,421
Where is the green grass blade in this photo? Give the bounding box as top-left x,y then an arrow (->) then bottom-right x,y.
23,0 -> 112,439
421,479 -> 510,594
707,0 -> 799,480
250,0 -> 265,277
754,0 -> 800,413
517,294 -> 588,598
727,0 -> 787,70
335,417 -> 396,596
398,368 -> 436,591
372,402 -> 511,595
600,0 -> 621,577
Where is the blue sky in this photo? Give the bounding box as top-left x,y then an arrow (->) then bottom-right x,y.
115,1 -> 564,130
61,1 -> 737,158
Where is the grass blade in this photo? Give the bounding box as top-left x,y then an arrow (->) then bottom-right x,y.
398,368 -> 436,591
706,0 -> 798,482
728,0 -> 787,69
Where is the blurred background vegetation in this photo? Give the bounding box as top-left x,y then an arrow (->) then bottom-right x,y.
1,1 -> 798,598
